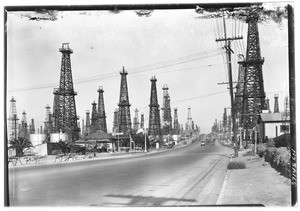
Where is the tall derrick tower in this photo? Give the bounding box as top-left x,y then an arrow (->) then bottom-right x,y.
52,43 -> 80,141
118,67 -> 132,134
187,107 -> 192,132
133,109 -> 140,131
173,107 -> 179,135
223,108 -> 227,130
8,97 -> 19,141
140,113 -> 144,129
112,108 -> 119,133
44,104 -> 53,135
161,84 -> 172,135
85,110 -> 91,135
29,119 -> 35,134
81,119 -> 85,136
91,101 -> 99,133
148,76 -> 161,137
274,94 -> 279,113
234,54 -> 246,126
282,96 -> 290,120
19,111 -> 28,139
97,86 -> 107,133
266,98 -> 271,113
240,11 -> 266,135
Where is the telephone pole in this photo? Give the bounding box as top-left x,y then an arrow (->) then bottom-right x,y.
216,14 -> 242,157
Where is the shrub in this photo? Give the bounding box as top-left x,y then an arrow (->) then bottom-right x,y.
264,147 -> 277,163
257,144 -> 267,157
274,133 -> 290,148
263,147 -> 291,179
183,141 -> 187,145
266,138 -> 275,148
227,161 -> 246,170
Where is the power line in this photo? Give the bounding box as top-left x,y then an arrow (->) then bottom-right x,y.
8,49 -> 222,93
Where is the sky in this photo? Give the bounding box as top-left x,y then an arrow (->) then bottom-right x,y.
6,4 -> 289,134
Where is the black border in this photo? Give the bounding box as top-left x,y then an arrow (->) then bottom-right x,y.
288,4 -> 297,207
3,2 -> 296,207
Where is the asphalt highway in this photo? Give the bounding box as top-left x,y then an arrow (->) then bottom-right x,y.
9,141 -> 233,206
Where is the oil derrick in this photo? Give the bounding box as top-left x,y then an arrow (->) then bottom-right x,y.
112,108 -> 119,133
140,113 -> 144,129
161,84 -> 172,135
274,94 -> 279,113
44,104 -> 53,135
133,109 -> 140,131
29,119 -> 35,134
19,111 -> 28,139
8,97 -> 19,141
266,98 -> 271,113
118,66 -> 132,134
85,110 -> 91,135
173,107 -> 179,135
52,93 -> 59,132
148,76 -> 161,137
52,43 -> 80,141
240,11 -> 266,135
234,54 -> 246,126
223,108 -> 227,130
282,96 -> 290,120
97,86 -> 107,133
81,119 -> 85,136
187,107 -> 192,132
91,101 -> 99,133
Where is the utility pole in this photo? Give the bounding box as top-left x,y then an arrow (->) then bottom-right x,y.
216,14 -> 242,157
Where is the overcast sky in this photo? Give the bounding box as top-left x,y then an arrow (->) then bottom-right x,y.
6,5 -> 289,134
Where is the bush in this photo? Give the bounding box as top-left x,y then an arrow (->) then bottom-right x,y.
266,138 -> 275,148
264,147 -> 277,163
257,144 -> 267,158
227,161 -> 246,170
183,141 -> 187,145
264,147 -> 291,179
274,133 -> 290,148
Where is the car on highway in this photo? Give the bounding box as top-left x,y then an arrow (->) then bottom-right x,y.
201,141 -> 205,146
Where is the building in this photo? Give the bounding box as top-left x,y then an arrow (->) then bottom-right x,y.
258,112 -> 290,141
83,132 -> 116,152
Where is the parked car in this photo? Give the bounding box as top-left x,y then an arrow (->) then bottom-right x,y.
201,141 -> 206,146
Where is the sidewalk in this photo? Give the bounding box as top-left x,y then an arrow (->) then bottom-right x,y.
8,139 -> 193,168
217,149 -> 291,207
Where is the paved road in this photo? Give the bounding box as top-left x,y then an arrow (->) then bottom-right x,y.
9,141 -> 233,206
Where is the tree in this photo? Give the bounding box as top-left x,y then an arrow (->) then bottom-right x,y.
9,137 -> 33,157
132,132 -> 150,150
56,140 -> 71,155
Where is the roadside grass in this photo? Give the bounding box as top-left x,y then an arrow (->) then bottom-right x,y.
227,161 -> 246,170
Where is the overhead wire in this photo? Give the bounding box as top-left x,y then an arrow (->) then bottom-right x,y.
8,48 -> 223,93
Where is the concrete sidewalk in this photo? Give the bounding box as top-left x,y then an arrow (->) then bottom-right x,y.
217,149 -> 292,207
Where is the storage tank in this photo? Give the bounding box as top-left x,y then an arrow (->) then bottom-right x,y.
30,134 -> 46,146
50,133 -> 69,143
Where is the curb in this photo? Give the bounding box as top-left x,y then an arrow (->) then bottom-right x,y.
216,169 -> 229,205
216,155 -> 233,205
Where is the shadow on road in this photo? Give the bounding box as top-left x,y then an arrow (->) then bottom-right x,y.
93,194 -> 195,206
